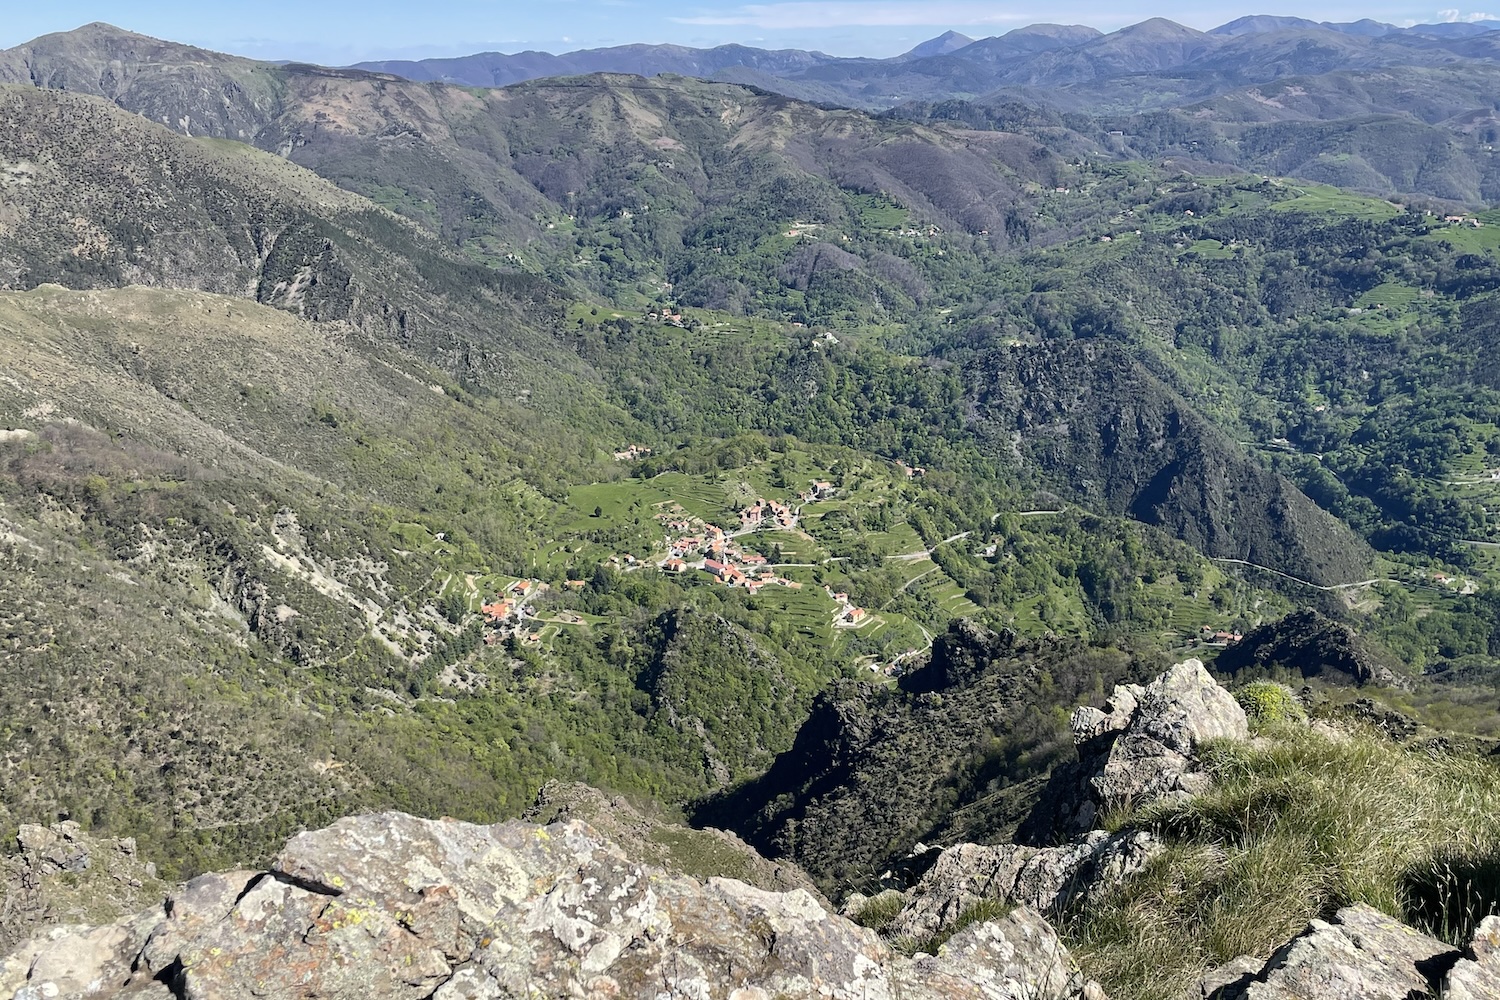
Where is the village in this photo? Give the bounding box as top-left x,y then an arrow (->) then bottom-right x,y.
479,577 -> 550,645
470,476 -> 892,648
643,480 -> 880,629
466,450 -> 1290,675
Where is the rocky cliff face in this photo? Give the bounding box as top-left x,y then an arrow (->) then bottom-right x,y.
697,621 -> 1139,890
0,823 -> 167,956
0,812 -> 1106,1000
1214,609 -> 1406,688
831,657 -> 1241,962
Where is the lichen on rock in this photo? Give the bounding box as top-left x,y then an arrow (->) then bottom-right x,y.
1,812 -> 1106,1000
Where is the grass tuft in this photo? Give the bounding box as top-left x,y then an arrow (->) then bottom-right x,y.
1067,723 -> 1500,999
850,890 -> 907,932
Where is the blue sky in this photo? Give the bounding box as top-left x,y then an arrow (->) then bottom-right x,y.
4,1 -> 1496,62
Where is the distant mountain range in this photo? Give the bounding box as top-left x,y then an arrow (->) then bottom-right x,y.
350,15 -> 1500,110
7,19 -> 1500,204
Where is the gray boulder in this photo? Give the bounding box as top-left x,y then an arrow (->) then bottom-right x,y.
1212,903 -> 1465,999
522,779 -> 824,901
898,907 -> 1109,999
884,830 -> 1161,943
1444,915 -> 1500,1000
1023,659 -> 1248,841
15,824 -> 90,876
1,811 -> 1105,1000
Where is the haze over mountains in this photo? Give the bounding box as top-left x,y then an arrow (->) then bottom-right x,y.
349,14 -> 1500,111
10,14 -> 1500,205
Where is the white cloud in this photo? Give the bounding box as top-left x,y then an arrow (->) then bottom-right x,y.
1437,7 -> 1497,19
670,2 -> 1033,29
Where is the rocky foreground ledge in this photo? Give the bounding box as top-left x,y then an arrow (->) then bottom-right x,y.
2,810 -> 1105,1000
9,657 -> 1500,1000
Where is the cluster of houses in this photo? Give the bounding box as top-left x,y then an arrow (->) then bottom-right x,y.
1197,625 -> 1244,646
481,579 -> 549,645
739,498 -> 795,530
644,309 -> 687,326
1442,214 -> 1484,228
895,461 -> 926,479
613,444 -> 653,461
825,585 -> 870,627
800,481 -> 837,502
653,503 -> 803,595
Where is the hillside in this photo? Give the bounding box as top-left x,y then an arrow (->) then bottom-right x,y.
965,340 -> 1373,587
0,30 -> 1086,298
12,20 -> 1500,212
5,25 -> 1500,995
0,85 -> 584,394
333,16 -> 1500,123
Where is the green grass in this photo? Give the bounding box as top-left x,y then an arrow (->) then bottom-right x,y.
747,586 -> 836,643
1355,282 -> 1421,310
1271,185 -> 1401,221
867,521 -> 925,554
1069,723 -> 1500,999
850,193 -> 910,230
1423,217 -> 1500,255
850,890 -> 907,931
1184,239 -> 1234,260
752,529 -> 827,563
864,612 -> 927,650
916,574 -> 982,617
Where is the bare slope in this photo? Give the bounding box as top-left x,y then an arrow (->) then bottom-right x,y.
0,85 -> 585,393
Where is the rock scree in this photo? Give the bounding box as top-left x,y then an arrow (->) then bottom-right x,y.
1,811 -> 1108,1000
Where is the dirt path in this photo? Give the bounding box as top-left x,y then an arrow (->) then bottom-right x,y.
1210,558 -> 1396,591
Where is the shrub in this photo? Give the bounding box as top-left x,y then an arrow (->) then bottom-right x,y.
1235,681 -> 1305,728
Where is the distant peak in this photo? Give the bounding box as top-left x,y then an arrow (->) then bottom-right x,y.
1209,15 -> 1328,37
900,30 -> 976,60
68,22 -> 149,39
1117,17 -> 1206,36
1012,23 -> 1095,32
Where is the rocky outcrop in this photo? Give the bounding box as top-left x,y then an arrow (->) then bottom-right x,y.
1205,903 -> 1498,999
826,660 -> 1244,955
868,829 -> 1161,944
1022,659 -> 1248,842
1214,610 -> 1404,688
1,812 -> 1106,1000
699,621 -> 1138,889
522,780 -> 824,901
0,823 -> 166,956
1446,915 -> 1500,999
